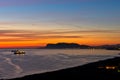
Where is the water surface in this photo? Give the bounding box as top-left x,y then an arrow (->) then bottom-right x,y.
0,49 -> 119,79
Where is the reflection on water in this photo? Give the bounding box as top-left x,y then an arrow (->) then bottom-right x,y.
0,49 -> 119,79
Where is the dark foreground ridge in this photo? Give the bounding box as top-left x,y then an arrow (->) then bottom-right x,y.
6,57 -> 120,80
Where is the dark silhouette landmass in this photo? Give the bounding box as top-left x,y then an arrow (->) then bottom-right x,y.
7,57 -> 120,80
43,43 -> 120,50
97,44 -> 120,50
44,43 -> 91,49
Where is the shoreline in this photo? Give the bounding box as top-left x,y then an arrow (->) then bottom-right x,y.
5,56 -> 120,80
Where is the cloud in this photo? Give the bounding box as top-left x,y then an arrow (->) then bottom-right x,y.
0,29 -> 83,42
43,30 -> 120,34
0,29 -> 119,42
0,37 -> 35,42
38,36 -> 82,39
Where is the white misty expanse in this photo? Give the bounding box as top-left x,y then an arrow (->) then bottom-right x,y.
0,49 -> 119,79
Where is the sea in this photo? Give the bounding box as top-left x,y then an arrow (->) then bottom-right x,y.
0,49 -> 119,79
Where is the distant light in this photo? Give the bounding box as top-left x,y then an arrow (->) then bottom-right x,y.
105,66 -> 116,70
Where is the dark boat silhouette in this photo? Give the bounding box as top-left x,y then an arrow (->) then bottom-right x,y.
11,50 -> 25,55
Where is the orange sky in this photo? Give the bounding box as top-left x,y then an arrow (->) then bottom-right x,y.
0,23 -> 120,48
0,0 -> 120,48
0,28 -> 120,48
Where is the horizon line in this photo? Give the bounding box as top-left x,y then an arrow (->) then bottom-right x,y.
0,43 -> 120,49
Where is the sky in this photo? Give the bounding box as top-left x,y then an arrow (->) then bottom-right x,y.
0,0 -> 120,48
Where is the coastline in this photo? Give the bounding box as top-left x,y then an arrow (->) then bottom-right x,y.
6,56 -> 120,80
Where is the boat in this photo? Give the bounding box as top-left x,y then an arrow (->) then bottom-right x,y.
11,50 -> 25,55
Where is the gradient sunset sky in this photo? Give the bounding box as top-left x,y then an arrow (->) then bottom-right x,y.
0,0 -> 120,48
